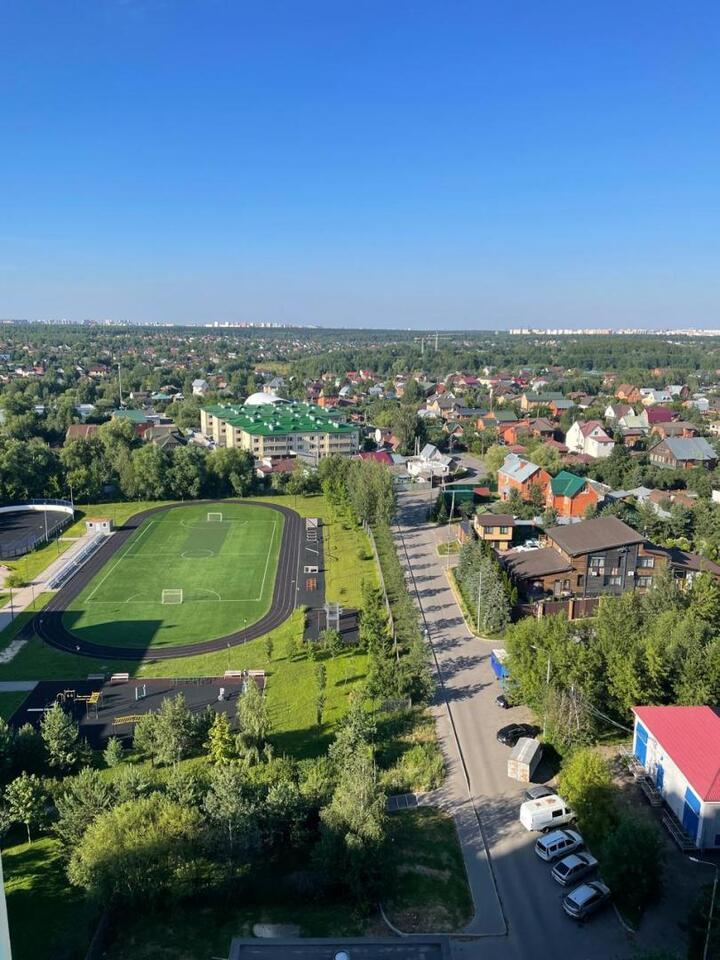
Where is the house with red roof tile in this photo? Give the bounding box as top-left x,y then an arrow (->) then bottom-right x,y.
632,705 -> 720,849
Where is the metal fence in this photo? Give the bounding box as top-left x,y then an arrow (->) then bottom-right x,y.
0,499 -> 75,560
365,521 -> 395,640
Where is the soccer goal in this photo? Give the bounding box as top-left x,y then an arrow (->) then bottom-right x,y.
161,589 -> 183,604
207,512 -> 223,522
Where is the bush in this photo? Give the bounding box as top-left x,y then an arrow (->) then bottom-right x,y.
557,748 -> 618,847
381,743 -> 444,794
601,814 -> 664,921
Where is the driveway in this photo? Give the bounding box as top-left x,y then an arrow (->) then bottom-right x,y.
394,488 -> 642,960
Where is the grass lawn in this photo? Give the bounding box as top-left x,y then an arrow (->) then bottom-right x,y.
3,834 -> 99,960
100,888 -> 367,960
63,502 -> 283,649
384,808 -> 473,933
0,593 -> 52,654
2,610 -> 369,758
437,541 -> 460,556
0,692 -> 33,720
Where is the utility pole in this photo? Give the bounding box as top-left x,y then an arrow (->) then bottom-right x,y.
476,568 -> 483,632
543,656 -> 551,739
118,362 -> 123,407
689,857 -> 719,960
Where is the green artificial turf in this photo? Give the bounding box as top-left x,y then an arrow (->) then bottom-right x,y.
63,502 -> 283,649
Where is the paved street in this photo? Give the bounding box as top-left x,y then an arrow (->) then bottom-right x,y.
394,487 -> 642,960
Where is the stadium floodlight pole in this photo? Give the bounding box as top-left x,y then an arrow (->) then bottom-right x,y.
43,509 -> 48,544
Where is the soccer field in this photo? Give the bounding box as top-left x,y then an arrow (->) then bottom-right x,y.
62,503 -> 284,649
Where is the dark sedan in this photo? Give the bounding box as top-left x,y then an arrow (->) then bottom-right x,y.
496,723 -> 539,747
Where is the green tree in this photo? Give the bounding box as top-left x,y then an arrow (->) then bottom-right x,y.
483,444 -> 507,477
206,712 -> 235,765
320,628 -> 343,657
317,748 -> 387,901
153,694 -> 194,766
68,795 -> 208,904
55,767 -> 115,850
203,762 -> 256,855
601,815 -> 664,918
132,443 -> 169,500
168,444 -> 206,499
103,737 -> 124,768
60,437 -> 107,501
5,773 -> 46,843
557,748 -> 617,846
207,446 -> 255,497
264,636 -> 274,662
237,681 -> 270,754
40,703 -> 82,771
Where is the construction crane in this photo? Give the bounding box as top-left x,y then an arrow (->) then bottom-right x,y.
413,332 -> 453,355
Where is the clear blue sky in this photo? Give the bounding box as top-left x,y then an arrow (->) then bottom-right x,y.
1,0 -> 719,328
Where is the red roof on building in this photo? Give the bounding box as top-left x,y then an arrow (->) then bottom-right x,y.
633,706 -> 720,802
355,450 -> 394,465
645,407 -> 674,424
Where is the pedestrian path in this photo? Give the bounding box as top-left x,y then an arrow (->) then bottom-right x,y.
0,530 -> 108,659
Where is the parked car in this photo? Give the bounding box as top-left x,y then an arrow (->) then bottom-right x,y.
519,794 -> 575,832
551,852 -> 599,887
535,829 -> 583,862
523,785 -> 554,802
562,881 -> 611,921
495,694 -> 511,709
497,723 -> 539,746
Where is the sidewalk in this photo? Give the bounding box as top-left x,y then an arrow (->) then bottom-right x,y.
0,529 -> 105,634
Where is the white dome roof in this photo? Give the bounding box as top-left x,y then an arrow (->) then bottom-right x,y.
244,391 -> 284,406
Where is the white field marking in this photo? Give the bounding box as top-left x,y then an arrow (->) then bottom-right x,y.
84,518 -> 277,604
86,520 -> 155,600
87,597 -> 263,604
256,520 -> 277,601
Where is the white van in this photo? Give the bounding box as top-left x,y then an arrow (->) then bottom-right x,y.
519,794 -> 575,832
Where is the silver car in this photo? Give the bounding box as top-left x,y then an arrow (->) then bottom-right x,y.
551,851 -> 598,886
562,880 -> 611,920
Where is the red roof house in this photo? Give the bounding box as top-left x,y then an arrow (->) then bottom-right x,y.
632,705 -> 720,847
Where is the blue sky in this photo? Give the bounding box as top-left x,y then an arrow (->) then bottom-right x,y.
1,0 -> 719,328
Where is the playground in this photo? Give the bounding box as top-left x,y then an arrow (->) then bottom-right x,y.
8,673 -> 265,748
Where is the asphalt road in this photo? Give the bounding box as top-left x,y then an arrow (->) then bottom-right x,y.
394,487 -> 637,960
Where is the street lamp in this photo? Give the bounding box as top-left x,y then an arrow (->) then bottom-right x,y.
689,856 -> 719,960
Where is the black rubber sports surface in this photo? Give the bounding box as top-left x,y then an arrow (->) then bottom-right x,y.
33,500 -> 304,661
0,508 -> 70,559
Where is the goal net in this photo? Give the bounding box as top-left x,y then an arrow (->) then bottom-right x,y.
161,589 -> 183,604
207,512 -> 223,522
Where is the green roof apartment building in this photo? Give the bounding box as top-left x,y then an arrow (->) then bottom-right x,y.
200,400 -> 359,461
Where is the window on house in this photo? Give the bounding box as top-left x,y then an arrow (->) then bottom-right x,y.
608,576 -> 622,586
499,526 -> 509,534
638,556 -> 655,568
589,556 -> 605,570
637,576 -> 653,588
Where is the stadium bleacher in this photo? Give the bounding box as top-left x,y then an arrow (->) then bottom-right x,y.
47,534 -> 107,590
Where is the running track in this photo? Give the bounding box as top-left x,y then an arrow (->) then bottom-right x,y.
33,500 -> 304,661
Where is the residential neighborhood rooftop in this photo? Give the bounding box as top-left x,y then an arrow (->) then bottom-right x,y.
546,516 -> 645,556
633,706 -> 720,802
202,401 -> 357,436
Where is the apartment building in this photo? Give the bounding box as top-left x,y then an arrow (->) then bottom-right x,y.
200,401 -> 359,461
